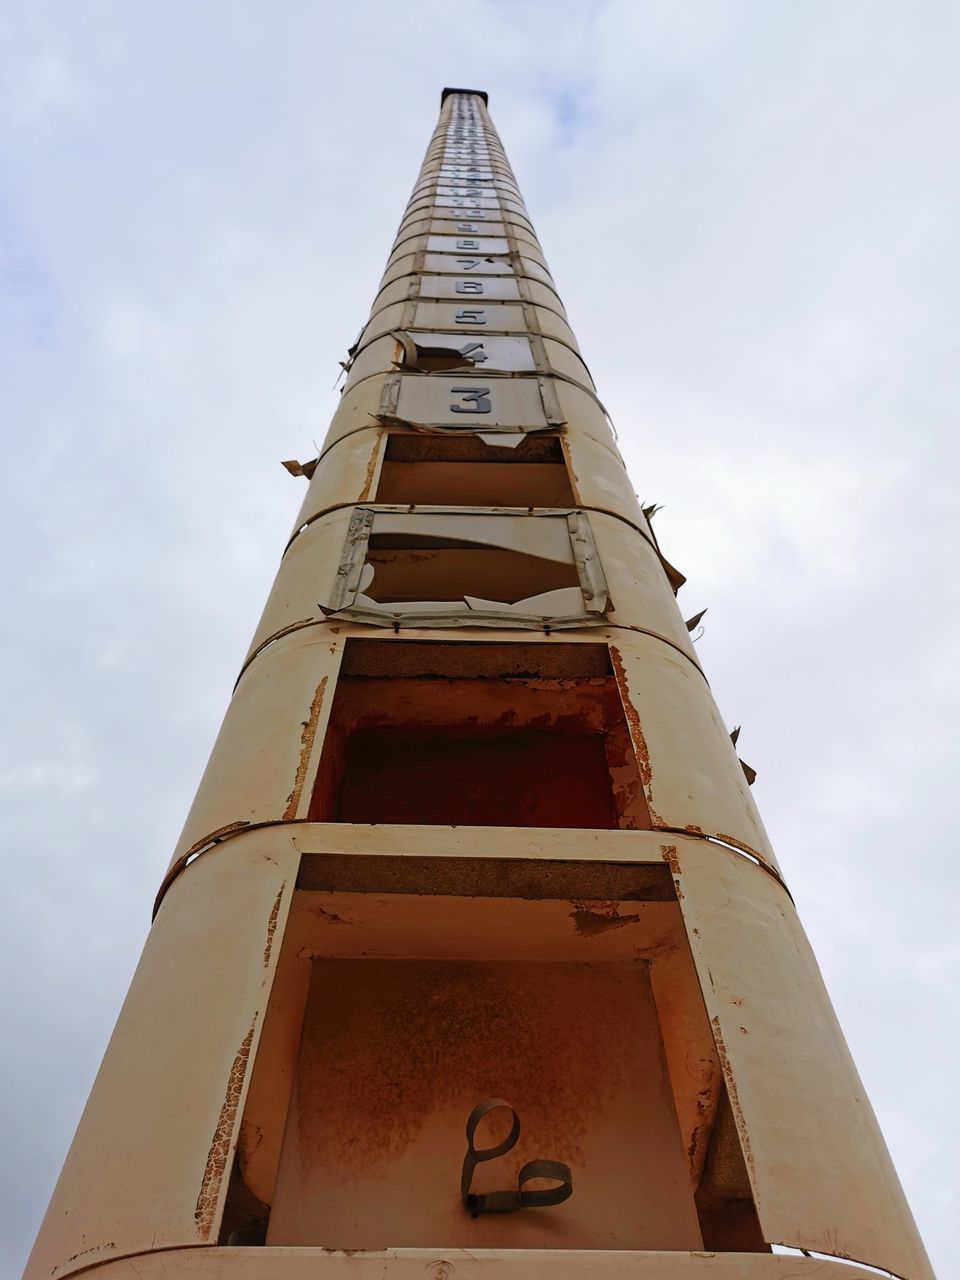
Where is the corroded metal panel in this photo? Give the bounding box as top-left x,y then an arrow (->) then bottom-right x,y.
609,635 -> 779,872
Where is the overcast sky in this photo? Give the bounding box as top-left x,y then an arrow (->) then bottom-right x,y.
2,2 -> 957,1275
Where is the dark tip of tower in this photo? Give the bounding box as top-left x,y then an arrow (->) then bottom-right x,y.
441,87 -> 489,105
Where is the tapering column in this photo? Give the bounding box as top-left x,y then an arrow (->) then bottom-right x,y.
25,89 -> 933,1280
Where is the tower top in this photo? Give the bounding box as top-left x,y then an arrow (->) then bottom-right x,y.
441,86 -> 488,105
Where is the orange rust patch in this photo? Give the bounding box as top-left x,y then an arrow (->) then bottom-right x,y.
358,435 -> 383,501
660,845 -> 683,897
195,1023 -> 255,1237
296,960 -> 657,1177
609,645 -> 664,824
710,1016 -> 754,1174
262,883 -> 286,969
609,646 -> 651,786
184,820 -> 251,859
660,845 -> 681,875
283,677 -> 328,820
684,824 -> 704,834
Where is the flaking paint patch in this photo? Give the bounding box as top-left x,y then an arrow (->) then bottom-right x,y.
283,677 -> 328,820
195,1024 -> 255,1237
569,899 -> 640,936
661,845 -> 683,899
710,1016 -> 755,1179
609,644 -> 663,823
686,1085 -> 717,1168
358,436 -> 383,501
262,884 -> 286,968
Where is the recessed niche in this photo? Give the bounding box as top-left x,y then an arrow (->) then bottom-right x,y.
309,641 -> 649,830
228,845 -> 766,1256
375,432 -> 577,507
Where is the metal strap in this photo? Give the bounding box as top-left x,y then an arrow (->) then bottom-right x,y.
460,1098 -> 573,1217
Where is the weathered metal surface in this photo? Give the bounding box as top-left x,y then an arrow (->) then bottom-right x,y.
24,834 -> 298,1279
674,839 -> 935,1278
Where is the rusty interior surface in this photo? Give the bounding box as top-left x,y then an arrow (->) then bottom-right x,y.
309,641 -> 648,829
229,847 -> 762,1253
375,432 -> 577,507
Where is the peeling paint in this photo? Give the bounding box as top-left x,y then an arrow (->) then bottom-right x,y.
195,1024 -> 255,1237
609,645 -> 663,825
262,883 -> 286,969
283,677 -> 328,820
710,1016 -> 755,1177
569,899 -> 640,936
357,437 -> 383,502
660,845 -> 683,899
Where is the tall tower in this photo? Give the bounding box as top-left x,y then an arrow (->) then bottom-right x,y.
27,89 -> 932,1280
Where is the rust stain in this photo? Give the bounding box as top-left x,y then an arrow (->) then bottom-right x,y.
710,1016 -> 754,1174
569,899 -> 640,936
660,845 -> 681,875
358,437 -> 382,502
262,883 -> 286,969
608,646 -> 650,784
684,824 -> 704,834
283,676 -> 328,820
609,644 -> 664,824
661,845 -> 683,899
297,960 -> 650,1176
715,832 -> 765,862
195,1023 -> 256,1237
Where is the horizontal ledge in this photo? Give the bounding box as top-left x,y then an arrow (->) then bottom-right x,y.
295,847 -> 675,901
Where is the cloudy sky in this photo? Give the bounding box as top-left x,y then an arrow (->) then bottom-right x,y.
2,2 -> 957,1274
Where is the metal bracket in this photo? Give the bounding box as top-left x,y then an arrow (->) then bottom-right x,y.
460,1098 -> 573,1217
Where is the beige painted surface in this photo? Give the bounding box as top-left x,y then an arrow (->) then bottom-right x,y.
24,835 -> 298,1280
674,840 -> 934,1279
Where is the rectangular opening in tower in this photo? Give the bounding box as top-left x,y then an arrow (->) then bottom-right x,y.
231,851 -> 767,1256
375,432 -> 577,507
309,640 -> 650,829
327,507 -> 605,625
